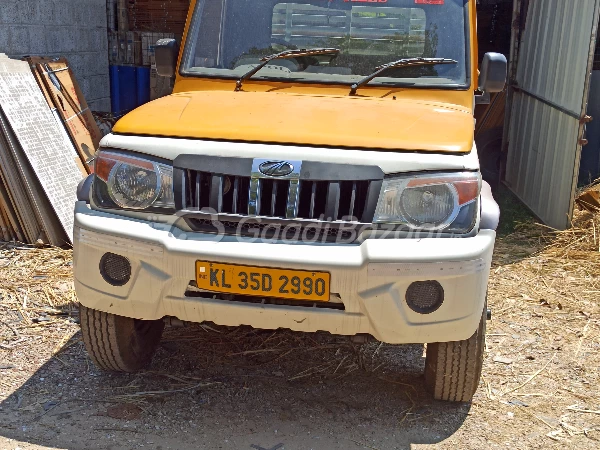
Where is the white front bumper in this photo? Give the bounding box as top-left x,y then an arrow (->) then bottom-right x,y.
73,202 -> 495,344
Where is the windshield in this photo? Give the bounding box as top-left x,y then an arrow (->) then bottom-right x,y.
181,0 -> 470,88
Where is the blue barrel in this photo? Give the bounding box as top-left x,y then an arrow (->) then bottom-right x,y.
136,66 -> 151,106
109,65 -> 151,117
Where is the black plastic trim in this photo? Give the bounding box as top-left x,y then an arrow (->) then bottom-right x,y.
300,161 -> 383,181
173,165 -> 185,210
182,211 -> 370,228
155,38 -> 179,78
210,175 -> 223,212
173,154 -> 253,175
361,180 -> 383,222
178,73 -> 471,92
184,286 -> 346,310
384,168 -> 479,179
325,182 -> 340,220
77,174 -> 94,203
179,211 -> 475,242
182,212 -> 372,243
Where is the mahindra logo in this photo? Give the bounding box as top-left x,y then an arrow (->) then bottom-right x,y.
258,161 -> 294,177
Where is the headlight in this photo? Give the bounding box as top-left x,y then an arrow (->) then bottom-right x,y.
94,150 -> 175,210
374,172 -> 480,233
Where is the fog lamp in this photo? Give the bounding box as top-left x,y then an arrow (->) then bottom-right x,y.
405,281 -> 444,314
100,253 -> 131,286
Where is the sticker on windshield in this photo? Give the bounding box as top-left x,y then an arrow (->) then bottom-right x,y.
415,0 -> 444,4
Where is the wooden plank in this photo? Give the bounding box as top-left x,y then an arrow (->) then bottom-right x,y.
24,57 -> 89,177
35,58 -> 100,174
24,57 -> 55,108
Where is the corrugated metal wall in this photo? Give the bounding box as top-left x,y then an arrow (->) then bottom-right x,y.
505,0 -> 600,229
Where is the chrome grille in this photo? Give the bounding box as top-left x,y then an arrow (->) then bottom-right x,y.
174,155 -> 383,223
181,172 -> 373,221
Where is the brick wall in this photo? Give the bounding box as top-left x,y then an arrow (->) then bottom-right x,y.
0,0 -> 110,112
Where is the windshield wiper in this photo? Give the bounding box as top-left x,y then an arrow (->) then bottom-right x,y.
349,58 -> 457,96
234,48 -> 340,92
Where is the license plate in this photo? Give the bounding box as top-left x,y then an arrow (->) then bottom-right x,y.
195,261 -> 330,302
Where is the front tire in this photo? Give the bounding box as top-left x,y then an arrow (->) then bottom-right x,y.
79,304 -> 164,372
424,306 -> 486,402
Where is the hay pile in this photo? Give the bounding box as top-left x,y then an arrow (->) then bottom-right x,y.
480,185 -> 600,445
0,188 -> 599,446
0,245 -> 79,392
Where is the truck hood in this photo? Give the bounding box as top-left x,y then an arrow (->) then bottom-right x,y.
112,91 -> 474,153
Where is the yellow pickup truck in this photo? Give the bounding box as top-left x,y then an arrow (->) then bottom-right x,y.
74,0 -> 505,402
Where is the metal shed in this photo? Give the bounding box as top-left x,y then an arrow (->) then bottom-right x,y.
503,0 -> 600,229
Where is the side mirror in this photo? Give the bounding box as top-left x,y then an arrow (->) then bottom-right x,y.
155,38 -> 179,78
479,52 -> 507,93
